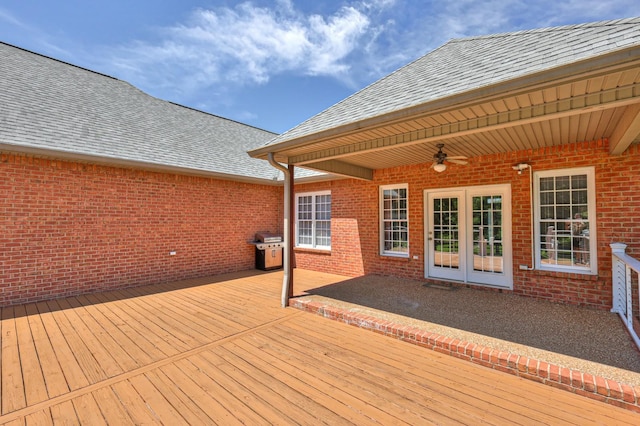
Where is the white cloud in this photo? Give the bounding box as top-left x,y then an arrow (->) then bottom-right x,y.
99,0 -> 640,117
108,1 -> 387,97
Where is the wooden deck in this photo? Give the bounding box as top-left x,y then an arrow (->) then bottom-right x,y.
1,270 -> 638,425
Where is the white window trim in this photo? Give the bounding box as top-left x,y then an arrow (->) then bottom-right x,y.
379,183 -> 410,258
295,190 -> 331,250
533,167 -> 597,274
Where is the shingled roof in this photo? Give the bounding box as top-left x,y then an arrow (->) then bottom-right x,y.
261,17 -> 640,149
0,42 -> 288,183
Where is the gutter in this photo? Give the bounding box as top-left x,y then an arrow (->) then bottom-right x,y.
0,143 -> 282,186
267,153 -> 293,308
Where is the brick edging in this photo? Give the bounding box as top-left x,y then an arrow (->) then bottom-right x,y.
290,298 -> 640,413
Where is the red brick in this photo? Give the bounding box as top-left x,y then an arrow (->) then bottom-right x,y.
549,364 -> 560,382
595,376 -> 610,397
1,153 -> 282,306
293,141 -> 640,310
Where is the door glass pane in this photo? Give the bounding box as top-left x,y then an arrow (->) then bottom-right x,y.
472,195 -> 503,273
433,197 -> 459,269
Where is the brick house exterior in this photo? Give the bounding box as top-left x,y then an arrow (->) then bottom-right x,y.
0,153 -> 283,306
251,19 -> 640,311
0,42 -> 295,307
3,19 -> 640,312
292,141 -> 640,309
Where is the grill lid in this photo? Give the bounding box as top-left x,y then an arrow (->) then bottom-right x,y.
255,232 -> 282,243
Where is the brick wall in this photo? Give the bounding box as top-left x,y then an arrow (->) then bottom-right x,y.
293,140 -> 640,309
0,153 -> 282,306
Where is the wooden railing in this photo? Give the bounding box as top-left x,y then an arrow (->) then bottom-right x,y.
610,243 -> 640,349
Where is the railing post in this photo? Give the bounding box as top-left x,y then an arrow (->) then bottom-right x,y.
610,243 -> 627,315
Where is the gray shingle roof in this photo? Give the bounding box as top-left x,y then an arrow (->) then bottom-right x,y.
265,17 -> 640,146
0,42 -> 285,182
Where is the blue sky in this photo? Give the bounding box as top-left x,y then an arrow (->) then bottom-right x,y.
1,1 -> 639,134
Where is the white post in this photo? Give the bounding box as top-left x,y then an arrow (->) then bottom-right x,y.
610,243 -> 627,315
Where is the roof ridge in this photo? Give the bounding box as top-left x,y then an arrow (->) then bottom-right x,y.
448,17 -> 640,44
168,102 -> 278,135
0,41 -> 119,81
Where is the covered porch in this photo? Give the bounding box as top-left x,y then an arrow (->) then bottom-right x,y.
1,269 -> 639,423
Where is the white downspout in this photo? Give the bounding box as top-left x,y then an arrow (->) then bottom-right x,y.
267,153 -> 292,307
528,165 -> 535,270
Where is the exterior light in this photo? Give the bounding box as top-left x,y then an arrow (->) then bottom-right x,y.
434,163 -> 447,173
512,163 -> 530,175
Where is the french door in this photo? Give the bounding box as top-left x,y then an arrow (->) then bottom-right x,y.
425,185 -> 512,289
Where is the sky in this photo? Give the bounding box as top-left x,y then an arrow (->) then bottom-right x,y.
1,1 -> 639,134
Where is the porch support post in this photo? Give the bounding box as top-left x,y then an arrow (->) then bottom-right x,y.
267,153 -> 294,308
287,164 -> 295,300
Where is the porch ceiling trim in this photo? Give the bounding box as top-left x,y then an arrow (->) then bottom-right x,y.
302,159 -> 373,181
288,82 -> 640,166
609,103 -> 640,155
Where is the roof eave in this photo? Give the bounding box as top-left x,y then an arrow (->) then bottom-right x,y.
1,143 -> 282,186
248,45 -> 640,161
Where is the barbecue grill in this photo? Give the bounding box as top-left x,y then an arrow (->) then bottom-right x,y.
253,232 -> 284,270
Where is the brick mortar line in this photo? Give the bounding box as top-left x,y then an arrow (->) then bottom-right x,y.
0,310 -> 304,423
290,299 -> 640,413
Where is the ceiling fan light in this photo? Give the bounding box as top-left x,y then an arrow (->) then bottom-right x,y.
434,163 -> 447,173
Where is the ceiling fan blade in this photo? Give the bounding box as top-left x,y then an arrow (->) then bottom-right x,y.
447,159 -> 468,165
447,155 -> 468,160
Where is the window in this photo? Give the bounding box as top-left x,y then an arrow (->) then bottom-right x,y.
380,184 -> 409,257
534,167 -> 596,274
295,191 -> 331,250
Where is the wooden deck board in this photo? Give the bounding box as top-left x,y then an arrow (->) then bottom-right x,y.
24,408 -> 51,426
34,302 -> 90,392
13,305 -> 48,408
144,367 -> 215,425
178,357 -> 272,425
86,292 -> 179,360
73,294 -> 154,367
1,271 -> 639,425
227,338 -> 415,425
108,380 -> 159,425
215,344 -> 352,424
282,313 -> 625,425
1,307 -> 25,415
23,304 -> 69,399
44,299 -> 109,384
158,362 -> 244,425
50,400 -> 77,425
92,386 -> 136,425
251,323 -> 485,425
64,297 -> 140,372
279,317 -> 582,425
193,351 -> 300,425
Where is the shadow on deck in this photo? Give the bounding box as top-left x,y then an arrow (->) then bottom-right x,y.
290,270 -> 640,408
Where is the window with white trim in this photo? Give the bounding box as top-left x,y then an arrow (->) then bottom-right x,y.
534,167 -> 597,274
295,191 -> 331,250
380,184 -> 409,257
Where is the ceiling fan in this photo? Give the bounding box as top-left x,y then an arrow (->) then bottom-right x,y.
430,143 -> 468,172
